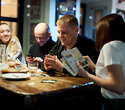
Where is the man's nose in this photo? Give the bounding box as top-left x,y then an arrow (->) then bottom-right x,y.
37,38 -> 41,42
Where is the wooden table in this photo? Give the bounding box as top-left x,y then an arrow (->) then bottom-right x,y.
0,71 -> 103,110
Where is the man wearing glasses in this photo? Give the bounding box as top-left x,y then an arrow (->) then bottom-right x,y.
26,23 -> 55,64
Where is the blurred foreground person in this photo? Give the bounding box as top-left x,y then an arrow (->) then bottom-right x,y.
77,14 -> 125,109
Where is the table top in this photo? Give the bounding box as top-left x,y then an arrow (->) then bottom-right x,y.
0,71 -> 93,96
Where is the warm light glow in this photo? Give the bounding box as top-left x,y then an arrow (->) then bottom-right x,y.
1,0 -> 18,18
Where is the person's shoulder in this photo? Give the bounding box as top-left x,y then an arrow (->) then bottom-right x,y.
50,38 -> 56,44
78,34 -> 95,45
50,38 -> 65,51
11,36 -> 18,39
47,37 -> 55,48
53,38 -> 61,45
9,36 -> 21,45
30,42 -> 38,48
49,36 -> 55,43
102,41 -> 118,53
81,35 -> 94,42
103,41 -> 122,50
10,36 -> 19,42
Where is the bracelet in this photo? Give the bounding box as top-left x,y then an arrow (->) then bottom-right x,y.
61,67 -> 63,73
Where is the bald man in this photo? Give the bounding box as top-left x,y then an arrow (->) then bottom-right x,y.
26,23 -> 55,64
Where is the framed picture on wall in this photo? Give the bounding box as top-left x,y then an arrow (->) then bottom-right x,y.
90,6 -> 107,41
93,9 -> 103,26
55,0 -> 76,25
30,0 -> 41,19
30,23 -> 37,44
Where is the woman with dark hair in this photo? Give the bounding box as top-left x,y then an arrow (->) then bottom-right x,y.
77,14 -> 125,109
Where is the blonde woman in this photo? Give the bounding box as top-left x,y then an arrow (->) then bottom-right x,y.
0,23 -> 25,64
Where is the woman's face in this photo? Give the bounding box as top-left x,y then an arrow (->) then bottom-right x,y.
0,24 -> 11,44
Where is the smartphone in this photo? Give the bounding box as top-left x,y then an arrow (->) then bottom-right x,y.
26,53 -> 33,58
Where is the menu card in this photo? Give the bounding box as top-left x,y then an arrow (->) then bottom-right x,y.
61,47 -> 88,76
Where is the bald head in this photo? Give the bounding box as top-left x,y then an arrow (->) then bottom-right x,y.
34,23 -> 50,34
34,23 -> 51,46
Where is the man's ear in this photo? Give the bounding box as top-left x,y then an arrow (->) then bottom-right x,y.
48,32 -> 51,38
75,26 -> 79,33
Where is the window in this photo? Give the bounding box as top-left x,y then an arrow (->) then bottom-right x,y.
0,0 -> 24,45
1,0 -> 18,18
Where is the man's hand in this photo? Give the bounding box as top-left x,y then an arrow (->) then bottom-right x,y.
26,57 -> 43,63
33,57 -> 43,63
26,56 -> 35,63
44,54 -> 63,71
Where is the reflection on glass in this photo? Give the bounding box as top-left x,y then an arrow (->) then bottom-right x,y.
1,21 -> 18,37
1,0 -> 18,18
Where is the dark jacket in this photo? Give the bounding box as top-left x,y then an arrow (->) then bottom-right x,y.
29,36 -> 55,60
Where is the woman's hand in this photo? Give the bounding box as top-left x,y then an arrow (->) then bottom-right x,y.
77,62 -> 88,77
84,56 -> 96,72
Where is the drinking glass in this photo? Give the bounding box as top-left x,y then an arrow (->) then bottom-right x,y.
2,54 -> 7,64
15,64 -> 23,71
0,45 -> 8,75
0,44 -> 6,63
28,63 -> 38,76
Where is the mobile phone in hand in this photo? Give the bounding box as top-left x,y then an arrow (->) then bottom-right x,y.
26,53 -> 33,58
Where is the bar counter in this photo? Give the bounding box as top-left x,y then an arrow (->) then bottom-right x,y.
0,71 -> 103,110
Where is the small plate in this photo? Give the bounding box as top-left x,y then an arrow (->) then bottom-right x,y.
2,73 -> 30,80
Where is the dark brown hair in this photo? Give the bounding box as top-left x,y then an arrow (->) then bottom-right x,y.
96,14 -> 125,51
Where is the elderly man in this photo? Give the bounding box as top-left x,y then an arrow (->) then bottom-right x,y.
26,23 -> 55,64
42,15 -> 99,75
